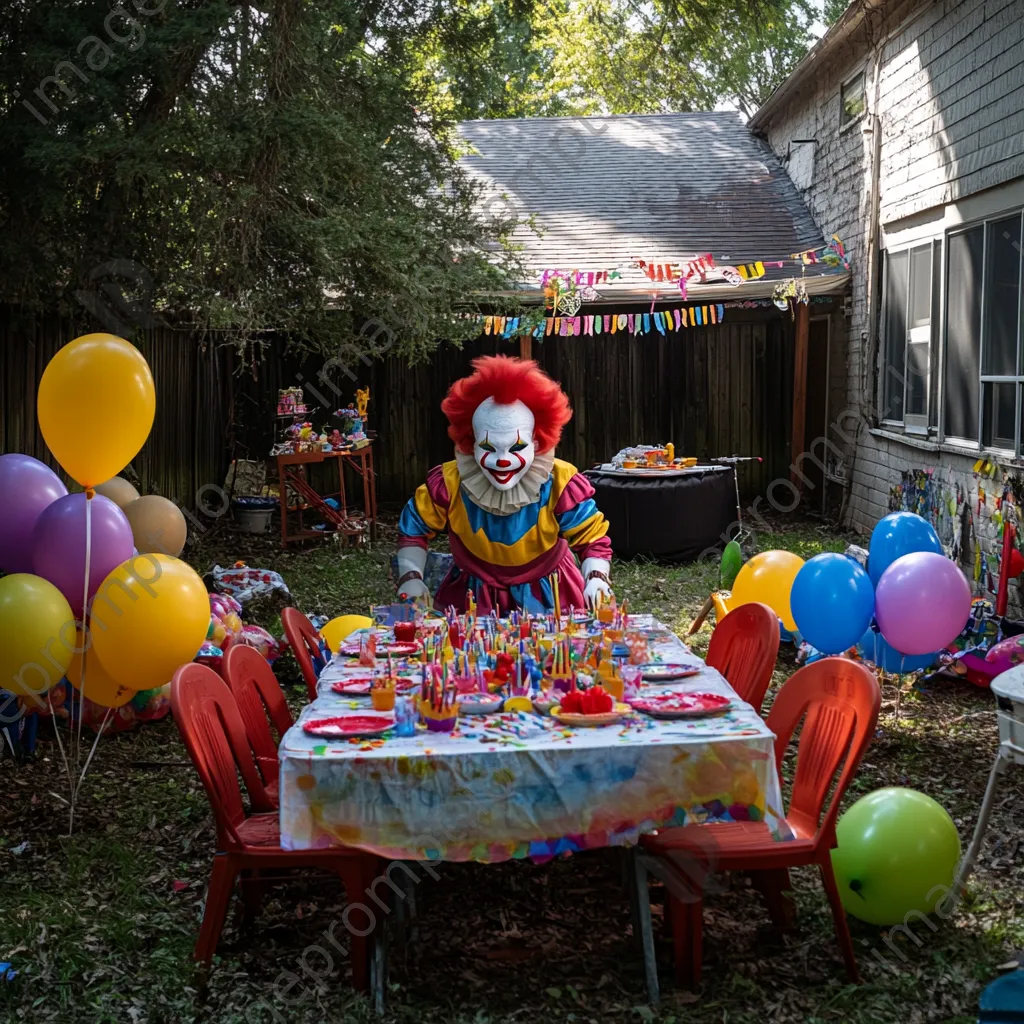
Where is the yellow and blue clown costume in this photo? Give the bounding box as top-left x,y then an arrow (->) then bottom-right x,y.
398,458 -> 611,615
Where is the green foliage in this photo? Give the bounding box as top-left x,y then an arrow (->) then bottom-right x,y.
823,0 -> 851,26
0,1 -> 526,358
414,0 -> 823,120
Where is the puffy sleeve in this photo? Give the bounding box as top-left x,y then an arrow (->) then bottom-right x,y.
554,472 -> 613,562
397,465 -> 450,549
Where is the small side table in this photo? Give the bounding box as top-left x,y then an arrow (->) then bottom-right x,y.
958,665 -> 1024,887
275,445 -> 378,548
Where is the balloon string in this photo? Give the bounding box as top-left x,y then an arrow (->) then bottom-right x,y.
48,687 -> 74,834
75,707 -> 113,797
74,494 -> 94,809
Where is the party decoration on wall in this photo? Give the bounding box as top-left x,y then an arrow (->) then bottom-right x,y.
731,549 -> 805,631
830,788 -> 960,926
887,467 -> 963,558
0,453 -> 68,574
122,494 -> 188,557
90,554 -> 210,692
93,476 -> 140,510
483,304 -> 728,339
868,511 -> 944,585
791,553 -> 875,655
37,333 -> 155,489
32,493 -> 134,616
875,551 -> 973,655
0,573 -> 76,705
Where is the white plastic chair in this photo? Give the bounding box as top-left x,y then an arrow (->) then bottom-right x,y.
959,664 -> 1024,885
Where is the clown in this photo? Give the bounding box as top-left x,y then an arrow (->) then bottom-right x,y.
396,356 -> 612,614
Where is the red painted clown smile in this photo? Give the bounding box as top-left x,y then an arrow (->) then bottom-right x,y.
480,450 -> 526,485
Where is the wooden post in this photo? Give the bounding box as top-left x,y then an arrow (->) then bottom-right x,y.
519,334 -> 532,361
790,301 -> 810,488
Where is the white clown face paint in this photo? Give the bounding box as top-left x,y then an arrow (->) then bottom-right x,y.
471,398 -> 536,491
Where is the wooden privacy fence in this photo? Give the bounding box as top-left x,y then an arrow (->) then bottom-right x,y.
0,308 -> 793,511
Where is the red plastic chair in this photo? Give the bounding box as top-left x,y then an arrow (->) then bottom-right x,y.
706,601 -> 780,714
223,645 -> 294,806
281,606 -> 328,702
171,664 -> 380,989
639,657 -> 881,988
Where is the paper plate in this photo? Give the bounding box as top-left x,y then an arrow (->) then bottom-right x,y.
629,693 -> 732,719
638,663 -> 703,682
330,678 -> 374,696
550,703 -> 630,727
302,715 -> 394,738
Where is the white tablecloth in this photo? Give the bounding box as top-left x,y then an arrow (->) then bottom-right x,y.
278,625 -> 784,862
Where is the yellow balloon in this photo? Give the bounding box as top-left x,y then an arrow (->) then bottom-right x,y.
320,614 -> 374,652
731,550 -> 805,631
94,476 -> 140,510
37,334 -> 155,488
0,574 -> 77,707
90,554 -> 210,690
66,631 -> 138,709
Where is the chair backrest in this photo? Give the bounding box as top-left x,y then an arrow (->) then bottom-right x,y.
766,657 -> 881,844
170,664 -> 275,849
320,614 -> 374,655
223,645 -> 294,785
281,606 -> 328,701
706,601 -> 781,713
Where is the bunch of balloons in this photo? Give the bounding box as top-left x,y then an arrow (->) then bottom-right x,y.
729,512 -> 971,664
1,334 -> 211,711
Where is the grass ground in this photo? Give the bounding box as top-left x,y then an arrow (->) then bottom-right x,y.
1,517 -> 1022,1024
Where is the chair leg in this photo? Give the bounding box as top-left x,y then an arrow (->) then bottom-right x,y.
631,851 -> 660,1005
687,900 -> 703,988
195,854 -> 238,963
338,858 -> 380,994
750,868 -> 797,931
818,858 -> 860,983
239,869 -> 271,926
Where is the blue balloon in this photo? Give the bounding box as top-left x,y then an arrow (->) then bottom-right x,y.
858,627 -> 938,673
868,512 -> 943,586
791,553 -> 875,655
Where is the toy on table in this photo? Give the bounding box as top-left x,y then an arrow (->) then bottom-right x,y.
356,387 -> 370,420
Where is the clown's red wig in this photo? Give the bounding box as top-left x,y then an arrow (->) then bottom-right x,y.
441,355 -> 572,454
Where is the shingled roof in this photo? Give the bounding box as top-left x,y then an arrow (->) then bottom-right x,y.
458,111 -> 847,302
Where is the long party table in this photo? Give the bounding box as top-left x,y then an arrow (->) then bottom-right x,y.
278,623 -> 785,863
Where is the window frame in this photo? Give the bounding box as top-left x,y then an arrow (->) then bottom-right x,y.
938,207 -> 1024,458
879,240 -> 938,433
839,69 -> 867,131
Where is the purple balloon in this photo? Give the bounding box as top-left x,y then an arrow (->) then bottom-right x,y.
32,493 -> 134,616
875,552 -> 972,656
0,454 -> 68,573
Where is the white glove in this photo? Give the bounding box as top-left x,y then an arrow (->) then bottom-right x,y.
396,546 -> 430,601
582,556 -> 612,608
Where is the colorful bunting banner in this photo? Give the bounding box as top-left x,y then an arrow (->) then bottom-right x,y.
481,304 -> 728,339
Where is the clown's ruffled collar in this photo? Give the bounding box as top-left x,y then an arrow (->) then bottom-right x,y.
456,450 -> 556,515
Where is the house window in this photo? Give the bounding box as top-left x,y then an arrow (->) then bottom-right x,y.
943,212 -> 1024,452
881,243 -> 936,429
840,72 -> 866,127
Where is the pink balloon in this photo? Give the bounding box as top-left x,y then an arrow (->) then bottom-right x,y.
875,552 -> 972,655
32,493 -> 135,617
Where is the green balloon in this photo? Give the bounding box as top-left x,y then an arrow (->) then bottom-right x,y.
720,540 -> 743,589
830,787 -> 961,926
